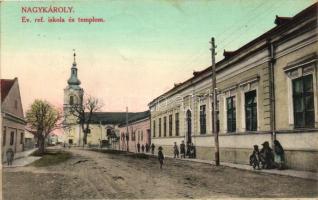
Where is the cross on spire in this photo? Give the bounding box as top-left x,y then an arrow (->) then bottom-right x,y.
73,49 -> 76,65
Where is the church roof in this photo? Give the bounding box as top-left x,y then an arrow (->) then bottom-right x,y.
88,111 -> 149,125
120,110 -> 150,126
1,78 -> 16,102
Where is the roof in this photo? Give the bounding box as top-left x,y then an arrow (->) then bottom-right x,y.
1,78 -> 16,103
119,110 -> 150,126
88,111 -> 149,125
148,2 -> 317,107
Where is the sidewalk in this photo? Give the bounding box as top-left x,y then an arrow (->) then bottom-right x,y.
2,148 -> 40,168
145,152 -> 318,181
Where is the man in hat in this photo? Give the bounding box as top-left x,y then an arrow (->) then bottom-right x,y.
260,141 -> 275,169
180,140 -> 186,159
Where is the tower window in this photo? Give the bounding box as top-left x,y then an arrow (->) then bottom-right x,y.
70,96 -> 74,105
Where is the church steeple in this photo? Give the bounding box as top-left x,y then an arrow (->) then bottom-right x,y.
67,50 -> 81,87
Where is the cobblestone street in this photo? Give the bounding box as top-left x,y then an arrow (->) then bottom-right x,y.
3,149 -> 318,199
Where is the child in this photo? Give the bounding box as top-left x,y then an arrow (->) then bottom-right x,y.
6,148 -> 14,166
158,146 -> 164,169
249,145 -> 260,170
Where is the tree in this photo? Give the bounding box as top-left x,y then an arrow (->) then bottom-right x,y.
69,95 -> 102,146
26,100 -> 62,155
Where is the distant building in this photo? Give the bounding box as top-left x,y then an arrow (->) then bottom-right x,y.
24,130 -> 35,150
1,78 -> 26,162
85,112 -> 142,148
149,3 -> 318,171
118,111 -> 150,152
63,53 -> 150,148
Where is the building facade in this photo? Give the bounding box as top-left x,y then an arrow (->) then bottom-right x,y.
1,78 -> 26,162
118,111 -> 150,152
149,3 -> 318,171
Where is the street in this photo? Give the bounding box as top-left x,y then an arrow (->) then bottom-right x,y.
3,148 -> 318,199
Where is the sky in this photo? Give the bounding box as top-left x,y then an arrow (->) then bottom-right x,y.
0,0 -> 315,113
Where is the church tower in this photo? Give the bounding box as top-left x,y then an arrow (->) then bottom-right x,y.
63,51 -> 84,145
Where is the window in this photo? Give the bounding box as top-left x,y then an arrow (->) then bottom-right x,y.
153,120 -> 156,137
159,118 -> 162,137
10,131 -> 14,145
3,128 -> 6,146
137,131 -> 140,141
169,115 -> 172,136
70,96 -> 74,105
175,113 -> 179,136
292,74 -> 315,128
141,131 -> 143,141
227,96 -> 236,132
245,90 -> 257,131
200,105 -> 206,134
106,129 -> 112,136
20,132 -> 24,144
131,132 -> 135,141
163,117 -> 167,137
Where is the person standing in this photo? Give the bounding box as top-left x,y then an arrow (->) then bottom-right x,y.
6,148 -> 14,166
180,140 -> 186,158
191,143 -> 196,158
145,143 -> 149,152
151,143 -> 155,154
173,142 -> 179,158
158,146 -> 164,169
141,144 -> 145,153
137,142 -> 141,153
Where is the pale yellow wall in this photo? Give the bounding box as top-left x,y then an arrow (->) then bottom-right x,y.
274,40 -> 318,130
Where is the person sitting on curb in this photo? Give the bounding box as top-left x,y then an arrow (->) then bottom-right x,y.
158,146 -> 164,169
274,140 -> 286,170
249,145 -> 261,170
260,141 -> 275,169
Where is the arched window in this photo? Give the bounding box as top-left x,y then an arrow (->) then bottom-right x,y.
70,96 -> 74,105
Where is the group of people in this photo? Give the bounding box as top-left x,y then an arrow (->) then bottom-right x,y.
136,142 -> 156,155
249,140 -> 286,170
156,141 -> 197,170
173,141 -> 196,159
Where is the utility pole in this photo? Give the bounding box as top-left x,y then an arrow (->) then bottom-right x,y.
126,106 -> 129,152
210,37 -> 220,166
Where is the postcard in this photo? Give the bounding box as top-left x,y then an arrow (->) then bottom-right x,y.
1,0 -> 317,199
